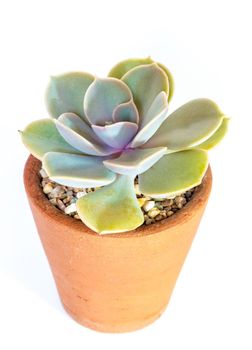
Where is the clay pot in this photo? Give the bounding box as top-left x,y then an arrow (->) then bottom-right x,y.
24,155 -> 212,333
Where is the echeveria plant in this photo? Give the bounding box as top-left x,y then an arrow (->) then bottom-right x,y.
21,57 -> 228,234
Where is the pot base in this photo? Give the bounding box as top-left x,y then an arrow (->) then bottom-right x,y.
63,302 -> 167,333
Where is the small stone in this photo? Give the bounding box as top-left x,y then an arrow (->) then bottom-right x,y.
145,218 -> 153,225
66,190 -> 73,196
64,203 -> 77,214
76,191 -> 87,199
39,168 -> 48,178
137,198 -> 147,207
74,214 -> 81,220
43,183 -> 54,194
162,199 -> 174,207
155,214 -> 164,221
156,204 -> 163,210
70,198 -> 77,204
63,196 -> 71,204
143,200 -> 155,212
49,198 -> 57,205
148,208 -> 160,218
51,186 -> 65,198
57,199 -> 66,211
164,205 -> 172,211
167,210 -> 174,217
159,210 -> 167,218
41,178 -> 51,187
175,196 -> 186,207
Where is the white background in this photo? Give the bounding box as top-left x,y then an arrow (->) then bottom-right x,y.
0,0 -> 251,349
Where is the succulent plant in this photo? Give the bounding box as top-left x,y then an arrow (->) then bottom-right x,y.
20,57 -> 229,234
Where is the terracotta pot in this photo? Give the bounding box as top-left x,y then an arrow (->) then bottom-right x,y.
24,155 -> 212,333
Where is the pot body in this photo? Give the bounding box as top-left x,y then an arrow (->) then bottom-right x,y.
24,155 -> 212,332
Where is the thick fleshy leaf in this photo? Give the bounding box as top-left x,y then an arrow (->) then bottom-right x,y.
20,119 -> 81,160
194,117 -> 229,150
139,150 -> 208,197
122,63 -> 169,120
43,152 -> 116,188
55,119 -> 115,156
108,57 -> 174,101
45,72 -> 94,123
128,92 -> 169,148
103,147 -> 167,176
109,57 -> 153,78
84,77 -> 132,125
143,99 -> 225,150
76,175 -> 144,234
157,62 -> 175,102
112,100 -> 139,124
92,122 -> 138,149
58,112 -> 102,144
140,91 -> 168,127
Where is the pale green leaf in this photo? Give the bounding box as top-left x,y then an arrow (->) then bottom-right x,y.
129,92 -> 169,148
143,99 -> 225,150
92,122 -> 138,149
43,152 -> 116,188
139,150 -> 208,197
122,63 -> 169,120
45,72 -> 94,122
103,147 -> 167,175
84,77 -> 132,125
112,100 -> 139,124
194,117 -> 229,150
76,175 -> 144,234
55,118 -> 115,156
20,119 -> 81,160
108,57 -> 174,101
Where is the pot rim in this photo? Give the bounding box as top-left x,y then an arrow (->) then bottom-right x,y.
24,155 -> 212,239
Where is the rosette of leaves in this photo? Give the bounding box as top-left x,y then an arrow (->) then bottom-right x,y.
21,57 -> 229,234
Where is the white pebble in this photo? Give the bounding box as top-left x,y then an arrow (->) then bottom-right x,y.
43,183 -> 53,194
64,203 -> 77,214
143,200 -> 155,212
51,186 -> 64,197
39,168 -> 48,178
76,191 -> 87,199
148,208 -> 161,218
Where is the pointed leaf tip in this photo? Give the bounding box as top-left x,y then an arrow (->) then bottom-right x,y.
21,119 -> 81,160
194,117 -> 229,150
45,71 -> 95,122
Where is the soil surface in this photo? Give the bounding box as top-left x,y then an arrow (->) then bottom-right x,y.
40,168 -> 196,226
